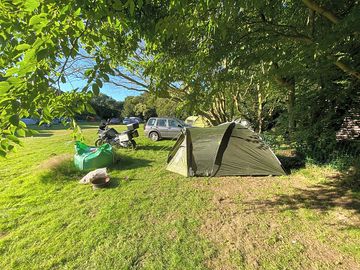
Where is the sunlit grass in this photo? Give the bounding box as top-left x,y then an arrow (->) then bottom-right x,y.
0,123 -> 359,269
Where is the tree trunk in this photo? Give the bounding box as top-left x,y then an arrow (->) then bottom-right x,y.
287,78 -> 296,135
257,84 -> 263,133
210,107 -> 222,125
198,110 -> 218,126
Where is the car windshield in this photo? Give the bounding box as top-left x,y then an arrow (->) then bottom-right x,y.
177,119 -> 191,127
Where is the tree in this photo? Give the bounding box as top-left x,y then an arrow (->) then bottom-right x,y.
1,0 -> 359,156
89,94 -> 123,120
121,93 -> 185,120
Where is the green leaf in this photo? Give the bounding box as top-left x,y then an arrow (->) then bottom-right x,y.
7,135 -> 20,144
42,107 -> 51,119
129,0 -> 135,16
74,8 -> 81,16
112,1 -> 123,10
16,44 -> 31,51
61,76 -> 66,83
0,81 -> 10,94
0,139 -> 8,150
29,14 -> 47,26
5,67 -> 18,77
96,79 -> 103,88
137,0 -> 143,9
19,120 -> 27,128
102,74 -> 110,81
84,69 -> 92,76
92,83 -> 100,95
0,149 -> 6,157
24,0 -> 41,12
29,129 -> 39,135
85,103 -> 96,114
16,128 -> 26,137
9,115 -> 19,126
36,48 -> 48,61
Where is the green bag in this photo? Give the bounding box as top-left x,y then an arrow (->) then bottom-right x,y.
74,141 -> 114,171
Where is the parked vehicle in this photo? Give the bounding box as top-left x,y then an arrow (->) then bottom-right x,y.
109,118 -> 121,124
21,118 -> 38,125
123,117 -> 142,125
95,120 -> 139,149
144,117 -> 190,141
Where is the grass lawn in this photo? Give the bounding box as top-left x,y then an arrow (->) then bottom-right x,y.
0,123 -> 359,269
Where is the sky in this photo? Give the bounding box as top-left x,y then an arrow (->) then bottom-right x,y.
58,50 -> 144,101
60,78 -> 141,101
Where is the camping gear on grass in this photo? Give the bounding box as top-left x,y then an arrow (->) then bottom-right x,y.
79,168 -> 110,189
79,168 -> 108,184
74,141 -> 114,171
91,177 -> 110,189
167,122 -> 286,177
95,120 -> 139,149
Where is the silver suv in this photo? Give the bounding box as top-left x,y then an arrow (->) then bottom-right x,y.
144,117 -> 189,141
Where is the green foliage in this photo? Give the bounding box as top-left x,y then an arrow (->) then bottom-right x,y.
122,93 -> 187,120
122,95 -> 150,119
1,0 -> 359,156
89,94 -> 123,120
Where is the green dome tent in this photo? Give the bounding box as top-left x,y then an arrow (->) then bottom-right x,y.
166,122 -> 286,177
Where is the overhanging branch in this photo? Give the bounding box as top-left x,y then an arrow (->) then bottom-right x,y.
302,0 -> 340,24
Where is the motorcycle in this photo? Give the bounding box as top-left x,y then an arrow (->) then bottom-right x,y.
95,120 -> 139,149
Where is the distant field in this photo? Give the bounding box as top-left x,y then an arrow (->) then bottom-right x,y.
0,124 -> 359,269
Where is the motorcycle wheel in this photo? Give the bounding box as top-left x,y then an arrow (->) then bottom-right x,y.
130,139 -> 137,150
95,139 -> 105,147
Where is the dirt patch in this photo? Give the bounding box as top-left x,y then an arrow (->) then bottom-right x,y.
196,174 -> 360,269
38,154 -> 72,170
0,231 -> 8,239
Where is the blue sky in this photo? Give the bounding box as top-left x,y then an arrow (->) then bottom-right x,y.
59,50 -> 144,101
60,78 -> 141,101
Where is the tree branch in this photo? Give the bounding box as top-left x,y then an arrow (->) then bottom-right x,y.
109,80 -> 148,92
56,21 -> 89,85
113,67 -> 149,89
335,60 -> 360,80
302,0 -> 340,24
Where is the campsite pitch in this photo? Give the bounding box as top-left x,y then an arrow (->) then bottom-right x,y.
0,124 -> 359,269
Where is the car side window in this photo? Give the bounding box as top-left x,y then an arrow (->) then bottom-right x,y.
168,120 -> 179,127
157,119 -> 167,127
147,119 -> 156,126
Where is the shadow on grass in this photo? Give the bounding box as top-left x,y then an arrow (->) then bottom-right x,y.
138,144 -> 173,151
110,154 -> 153,170
107,177 -> 121,188
78,125 -> 99,130
30,131 -> 54,137
276,149 -> 306,173
39,153 -> 152,184
244,171 -> 360,214
31,123 -> 98,131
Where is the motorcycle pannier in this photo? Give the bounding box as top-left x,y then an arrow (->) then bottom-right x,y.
118,132 -> 130,141
127,122 -> 139,131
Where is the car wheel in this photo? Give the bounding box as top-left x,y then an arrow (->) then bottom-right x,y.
149,131 -> 159,141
